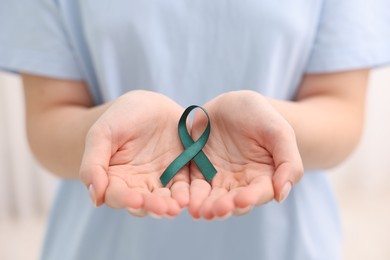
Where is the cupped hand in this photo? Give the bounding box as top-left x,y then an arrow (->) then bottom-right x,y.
80,90 -> 190,218
189,91 -> 303,220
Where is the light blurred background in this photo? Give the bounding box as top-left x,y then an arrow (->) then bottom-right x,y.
0,68 -> 389,260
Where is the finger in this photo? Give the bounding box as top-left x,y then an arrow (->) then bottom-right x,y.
79,126 -> 112,206
154,188 -> 181,217
198,188 -> 228,220
143,188 -> 177,217
212,189 -> 239,218
170,181 -> 190,208
170,165 -> 190,208
189,179 -> 211,219
104,179 -> 145,209
234,176 -> 274,208
270,128 -> 304,202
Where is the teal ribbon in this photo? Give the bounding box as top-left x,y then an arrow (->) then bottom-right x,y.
160,105 -> 217,187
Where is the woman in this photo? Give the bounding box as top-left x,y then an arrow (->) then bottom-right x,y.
1,0 -> 389,259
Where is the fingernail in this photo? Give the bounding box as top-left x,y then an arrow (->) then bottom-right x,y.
88,184 -> 97,207
149,213 -> 163,219
279,182 -> 292,203
215,212 -> 232,221
127,208 -> 147,217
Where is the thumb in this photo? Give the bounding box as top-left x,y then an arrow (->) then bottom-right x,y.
79,125 -> 111,207
270,129 -> 304,203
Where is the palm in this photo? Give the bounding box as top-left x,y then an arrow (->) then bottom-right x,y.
81,91 -> 190,217
189,91 -> 302,219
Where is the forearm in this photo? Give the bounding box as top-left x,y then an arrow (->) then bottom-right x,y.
269,96 -> 365,170
26,103 -> 111,178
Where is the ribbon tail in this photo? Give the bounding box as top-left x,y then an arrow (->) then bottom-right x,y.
192,152 -> 217,182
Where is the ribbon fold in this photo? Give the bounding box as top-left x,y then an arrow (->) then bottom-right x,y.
160,105 -> 217,187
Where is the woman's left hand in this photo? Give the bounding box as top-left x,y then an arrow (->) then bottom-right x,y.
188,91 -> 303,220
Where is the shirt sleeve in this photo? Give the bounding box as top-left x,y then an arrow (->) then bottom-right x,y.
305,0 -> 390,73
0,0 -> 82,80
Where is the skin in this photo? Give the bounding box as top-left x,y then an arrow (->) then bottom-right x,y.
80,91 -> 190,217
22,69 -> 368,219
189,91 -> 302,219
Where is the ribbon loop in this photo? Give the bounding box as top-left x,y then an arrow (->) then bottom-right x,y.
160,105 -> 217,187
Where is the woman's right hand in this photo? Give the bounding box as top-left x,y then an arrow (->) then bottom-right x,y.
79,90 -> 190,218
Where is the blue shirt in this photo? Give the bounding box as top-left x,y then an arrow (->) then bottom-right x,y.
1,1 -> 389,259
